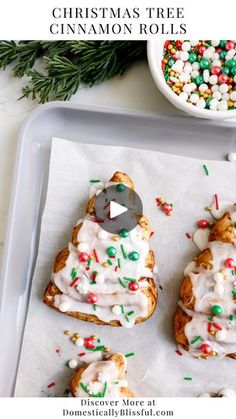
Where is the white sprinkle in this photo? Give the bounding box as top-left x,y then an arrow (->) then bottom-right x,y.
203,48 -> 213,59
212,60 -> 221,67
209,75 -> 218,85
190,93 -> 199,104
203,69 -> 210,83
192,62 -> 200,70
199,83 -> 208,93
68,359 -> 78,369
182,41 -> 191,51
170,76 -> 179,83
227,152 -> 236,162
179,51 -> 189,61
112,305 -> 122,315
218,100 -> 228,111
222,93 -> 230,101
59,303 -> 69,313
211,85 -> 219,92
226,49 -> 235,60
191,70 -> 199,79
97,230 -> 109,240
179,92 -> 188,101
212,91 -> 222,100
212,53 -> 220,60
183,62 -> 192,73
179,72 -> 191,83
190,40 -> 199,46
196,99 -> 206,109
75,337 -> 85,347
78,242 -> 89,252
211,40 -> 220,47
210,98 -> 219,110
171,59 -> 184,73
219,83 -> 229,94
215,330 -> 226,342
230,91 -> 236,102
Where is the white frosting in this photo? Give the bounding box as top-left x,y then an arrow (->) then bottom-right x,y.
192,228 -> 211,251
52,214 -> 153,328
182,206 -> 236,358
75,355 -> 128,397
187,242 -> 236,316
181,306 -> 236,357
210,200 -> 234,220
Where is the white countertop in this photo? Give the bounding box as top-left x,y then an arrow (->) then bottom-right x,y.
0,60 -> 235,269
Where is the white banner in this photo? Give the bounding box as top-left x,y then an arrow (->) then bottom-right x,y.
0,397 -> 236,419
0,0 -> 236,40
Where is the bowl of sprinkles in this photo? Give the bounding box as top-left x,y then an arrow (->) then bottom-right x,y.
147,40 -> 236,119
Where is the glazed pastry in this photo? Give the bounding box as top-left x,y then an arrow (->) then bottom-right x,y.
44,171 -> 157,327
175,203 -> 236,358
199,388 -> 236,397
70,353 -> 133,397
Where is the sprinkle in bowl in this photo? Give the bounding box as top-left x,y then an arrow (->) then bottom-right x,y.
147,40 -> 236,119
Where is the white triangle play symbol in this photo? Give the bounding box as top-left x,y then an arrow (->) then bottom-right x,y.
110,201 -> 128,219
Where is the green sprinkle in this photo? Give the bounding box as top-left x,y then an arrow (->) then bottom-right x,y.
93,304 -> 97,311
90,179 -> 101,183
125,315 -> 130,322
184,377 -> 192,381
87,345 -> 105,352
117,258 -> 121,268
230,314 -> 234,321
71,268 -> 77,280
125,352 -> 135,358
190,336 -> 203,345
107,259 -> 113,265
232,290 -> 236,298
119,277 -> 126,288
203,164 -> 209,176
120,244 -> 127,259
87,258 -> 92,266
80,383 -> 89,393
208,316 -> 214,322
124,277 -> 137,282
97,338 -> 101,343
112,381 -> 119,385
120,304 -> 124,314
102,381 -> 108,397
232,270 -> 235,275
64,388 -> 70,395
127,310 -> 134,316
90,281 -> 96,284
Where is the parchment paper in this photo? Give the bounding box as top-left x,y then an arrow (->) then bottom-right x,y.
15,137 -> 236,397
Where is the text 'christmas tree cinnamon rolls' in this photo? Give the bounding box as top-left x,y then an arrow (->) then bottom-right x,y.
175,201 -> 236,359
44,171 -> 157,327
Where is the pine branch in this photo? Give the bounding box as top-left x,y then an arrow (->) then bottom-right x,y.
0,41 -> 147,103
0,41 -> 17,69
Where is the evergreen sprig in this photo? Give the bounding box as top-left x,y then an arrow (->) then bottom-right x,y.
0,41 -> 146,103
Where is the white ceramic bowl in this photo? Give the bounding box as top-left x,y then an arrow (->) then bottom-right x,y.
147,40 -> 236,120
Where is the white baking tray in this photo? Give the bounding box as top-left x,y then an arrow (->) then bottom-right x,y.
1,102 -> 236,397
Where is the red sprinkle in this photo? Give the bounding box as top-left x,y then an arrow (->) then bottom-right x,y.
79,352 -> 86,357
207,322 -> 212,333
56,348 -> 60,354
69,277 -> 79,287
186,232 -> 192,239
93,249 -> 99,263
47,382 -> 55,388
150,231 -> 155,237
197,219 -> 208,229
176,349 -> 183,356
114,266 -> 118,272
214,194 -> 219,210
212,322 -> 222,331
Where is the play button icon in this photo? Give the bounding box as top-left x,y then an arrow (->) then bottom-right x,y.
110,201 -> 128,219
94,183 -> 143,234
